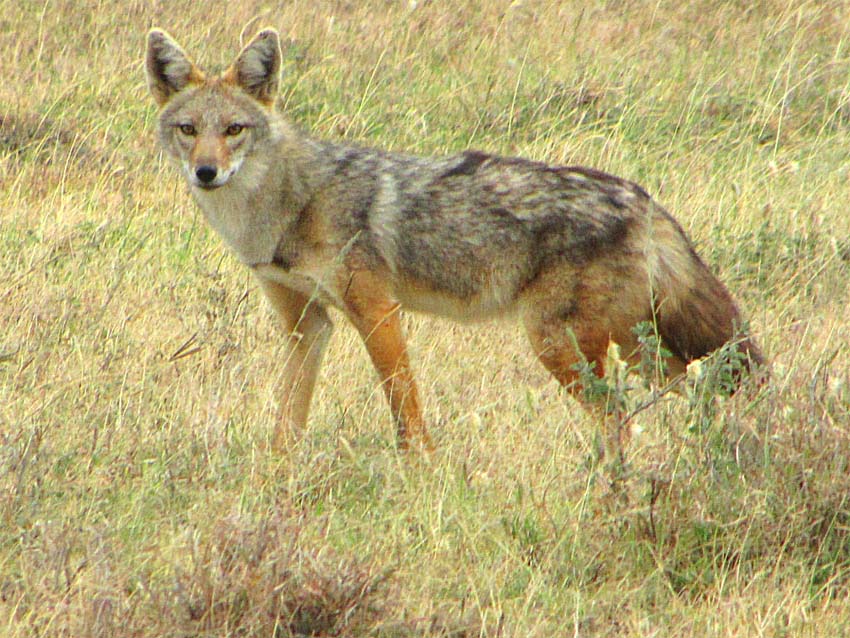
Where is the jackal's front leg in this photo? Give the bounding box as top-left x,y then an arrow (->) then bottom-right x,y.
341,271 -> 431,450
256,277 -> 332,452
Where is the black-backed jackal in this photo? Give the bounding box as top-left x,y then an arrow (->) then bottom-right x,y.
146,28 -> 763,454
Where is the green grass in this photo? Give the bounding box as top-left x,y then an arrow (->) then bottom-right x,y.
3,0 -> 850,635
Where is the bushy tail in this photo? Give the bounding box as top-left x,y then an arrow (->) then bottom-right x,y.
652,226 -> 764,382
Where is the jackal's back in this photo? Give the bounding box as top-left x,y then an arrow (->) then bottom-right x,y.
323,148 -> 653,318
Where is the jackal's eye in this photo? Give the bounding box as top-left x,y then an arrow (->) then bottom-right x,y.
225,123 -> 245,136
177,123 -> 196,136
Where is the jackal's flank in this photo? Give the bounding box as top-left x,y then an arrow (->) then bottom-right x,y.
146,28 -> 763,451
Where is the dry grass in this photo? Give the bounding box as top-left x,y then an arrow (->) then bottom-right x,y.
2,0 -> 850,635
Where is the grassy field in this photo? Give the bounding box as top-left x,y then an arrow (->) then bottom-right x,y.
3,0 -> 850,635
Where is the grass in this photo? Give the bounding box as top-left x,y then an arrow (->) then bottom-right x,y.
2,0 -> 850,635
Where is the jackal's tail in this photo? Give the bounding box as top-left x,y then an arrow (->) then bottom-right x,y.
651,221 -> 764,383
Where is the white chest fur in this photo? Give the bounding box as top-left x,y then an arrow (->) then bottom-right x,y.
191,174 -> 287,266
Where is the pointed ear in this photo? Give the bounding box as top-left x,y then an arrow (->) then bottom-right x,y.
146,29 -> 204,106
224,29 -> 281,104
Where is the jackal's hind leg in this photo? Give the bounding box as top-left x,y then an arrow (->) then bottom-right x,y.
523,304 -> 631,464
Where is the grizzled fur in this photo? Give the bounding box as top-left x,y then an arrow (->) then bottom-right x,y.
146,28 -> 763,453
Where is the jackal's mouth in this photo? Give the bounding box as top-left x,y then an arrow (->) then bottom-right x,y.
194,181 -> 224,191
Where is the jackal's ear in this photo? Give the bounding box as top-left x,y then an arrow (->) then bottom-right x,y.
224,28 -> 281,104
146,29 -> 204,106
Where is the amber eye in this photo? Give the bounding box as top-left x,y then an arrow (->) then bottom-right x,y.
225,123 -> 245,136
178,123 -> 196,136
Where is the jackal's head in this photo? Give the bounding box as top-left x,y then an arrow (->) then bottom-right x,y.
146,29 -> 282,190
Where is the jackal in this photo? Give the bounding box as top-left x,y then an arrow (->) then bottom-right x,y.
146,28 -> 763,452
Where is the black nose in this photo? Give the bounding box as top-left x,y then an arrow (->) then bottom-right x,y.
195,165 -> 218,184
